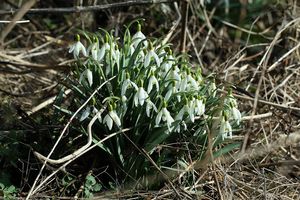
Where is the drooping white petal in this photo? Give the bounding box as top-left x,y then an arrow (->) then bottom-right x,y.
86,69 -> 93,86
147,75 -> 159,93
164,86 -> 176,101
220,118 -> 232,140
69,45 -> 75,53
110,110 -> 121,127
88,42 -> 99,60
138,87 -> 148,105
188,75 -> 199,90
188,103 -> 195,123
195,99 -> 205,116
153,51 -> 161,67
80,42 -> 87,56
79,106 -> 91,121
134,92 -> 139,107
132,31 -> 147,47
103,114 -> 113,130
98,43 -> 110,61
232,107 -> 241,125
69,41 -> 87,58
162,107 -> 174,129
144,51 -> 151,68
180,77 -> 188,91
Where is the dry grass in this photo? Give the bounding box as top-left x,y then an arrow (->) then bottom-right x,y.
0,0 -> 300,199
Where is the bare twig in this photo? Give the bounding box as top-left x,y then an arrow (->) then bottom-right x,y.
0,20 -> 29,23
0,0 -> 176,15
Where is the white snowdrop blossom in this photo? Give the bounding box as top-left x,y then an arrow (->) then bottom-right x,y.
176,101 -> 195,123
155,104 -> 174,131
144,43 -> 161,68
147,73 -> 159,93
164,82 -> 177,101
194,97 -> 205,116
87,37 -> 99,60
231,106 -> 241,125
167,66 -> 181,86
79,106 -> 91,121
103,107 -> 121,130
79,68 -> 93,86
134,85 -> 149,106
132,23 -> 147,48
160,53 -> 174,78
146,99 -> 157,117
220,117 -> 232,140
187,74 -> 199,90
98,42 -> 110,62
121,73 -> 138,96
180,74 -> 188,91
69,34 -> 87,58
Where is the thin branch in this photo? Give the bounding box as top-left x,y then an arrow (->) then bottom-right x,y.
0,0 -> 176,15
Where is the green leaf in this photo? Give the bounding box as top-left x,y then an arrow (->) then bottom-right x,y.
213,142 -> 241,158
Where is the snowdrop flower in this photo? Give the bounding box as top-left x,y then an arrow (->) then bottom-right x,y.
180,73 -> 188,91
220,115 -> 232,140
134,81 -> 149,106
231,106 -> 241,125
132,23 -> 147,48
87,36 -> 99,60
69,34 -> 87,58
79,68 -> 93,87
167,66 -> 181,84
98,35 -> 110,62
160,51 -> 174,78
121,72 -> 138,96
187,74 -> 199,90
103,104 -> 121,130
164,81 -> 177,101
144,42 -> 161,68
147,71 -> 159,93
146,99 -> 157,117
155,102 -> 174,131
79,106 -> 91,121
194,97 -> 205,116
176,99 -> 195,123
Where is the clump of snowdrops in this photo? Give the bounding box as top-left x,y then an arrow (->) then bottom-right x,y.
65,22 -> 241,187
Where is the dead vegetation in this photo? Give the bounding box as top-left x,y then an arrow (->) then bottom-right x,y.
0,0 -> 300,199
